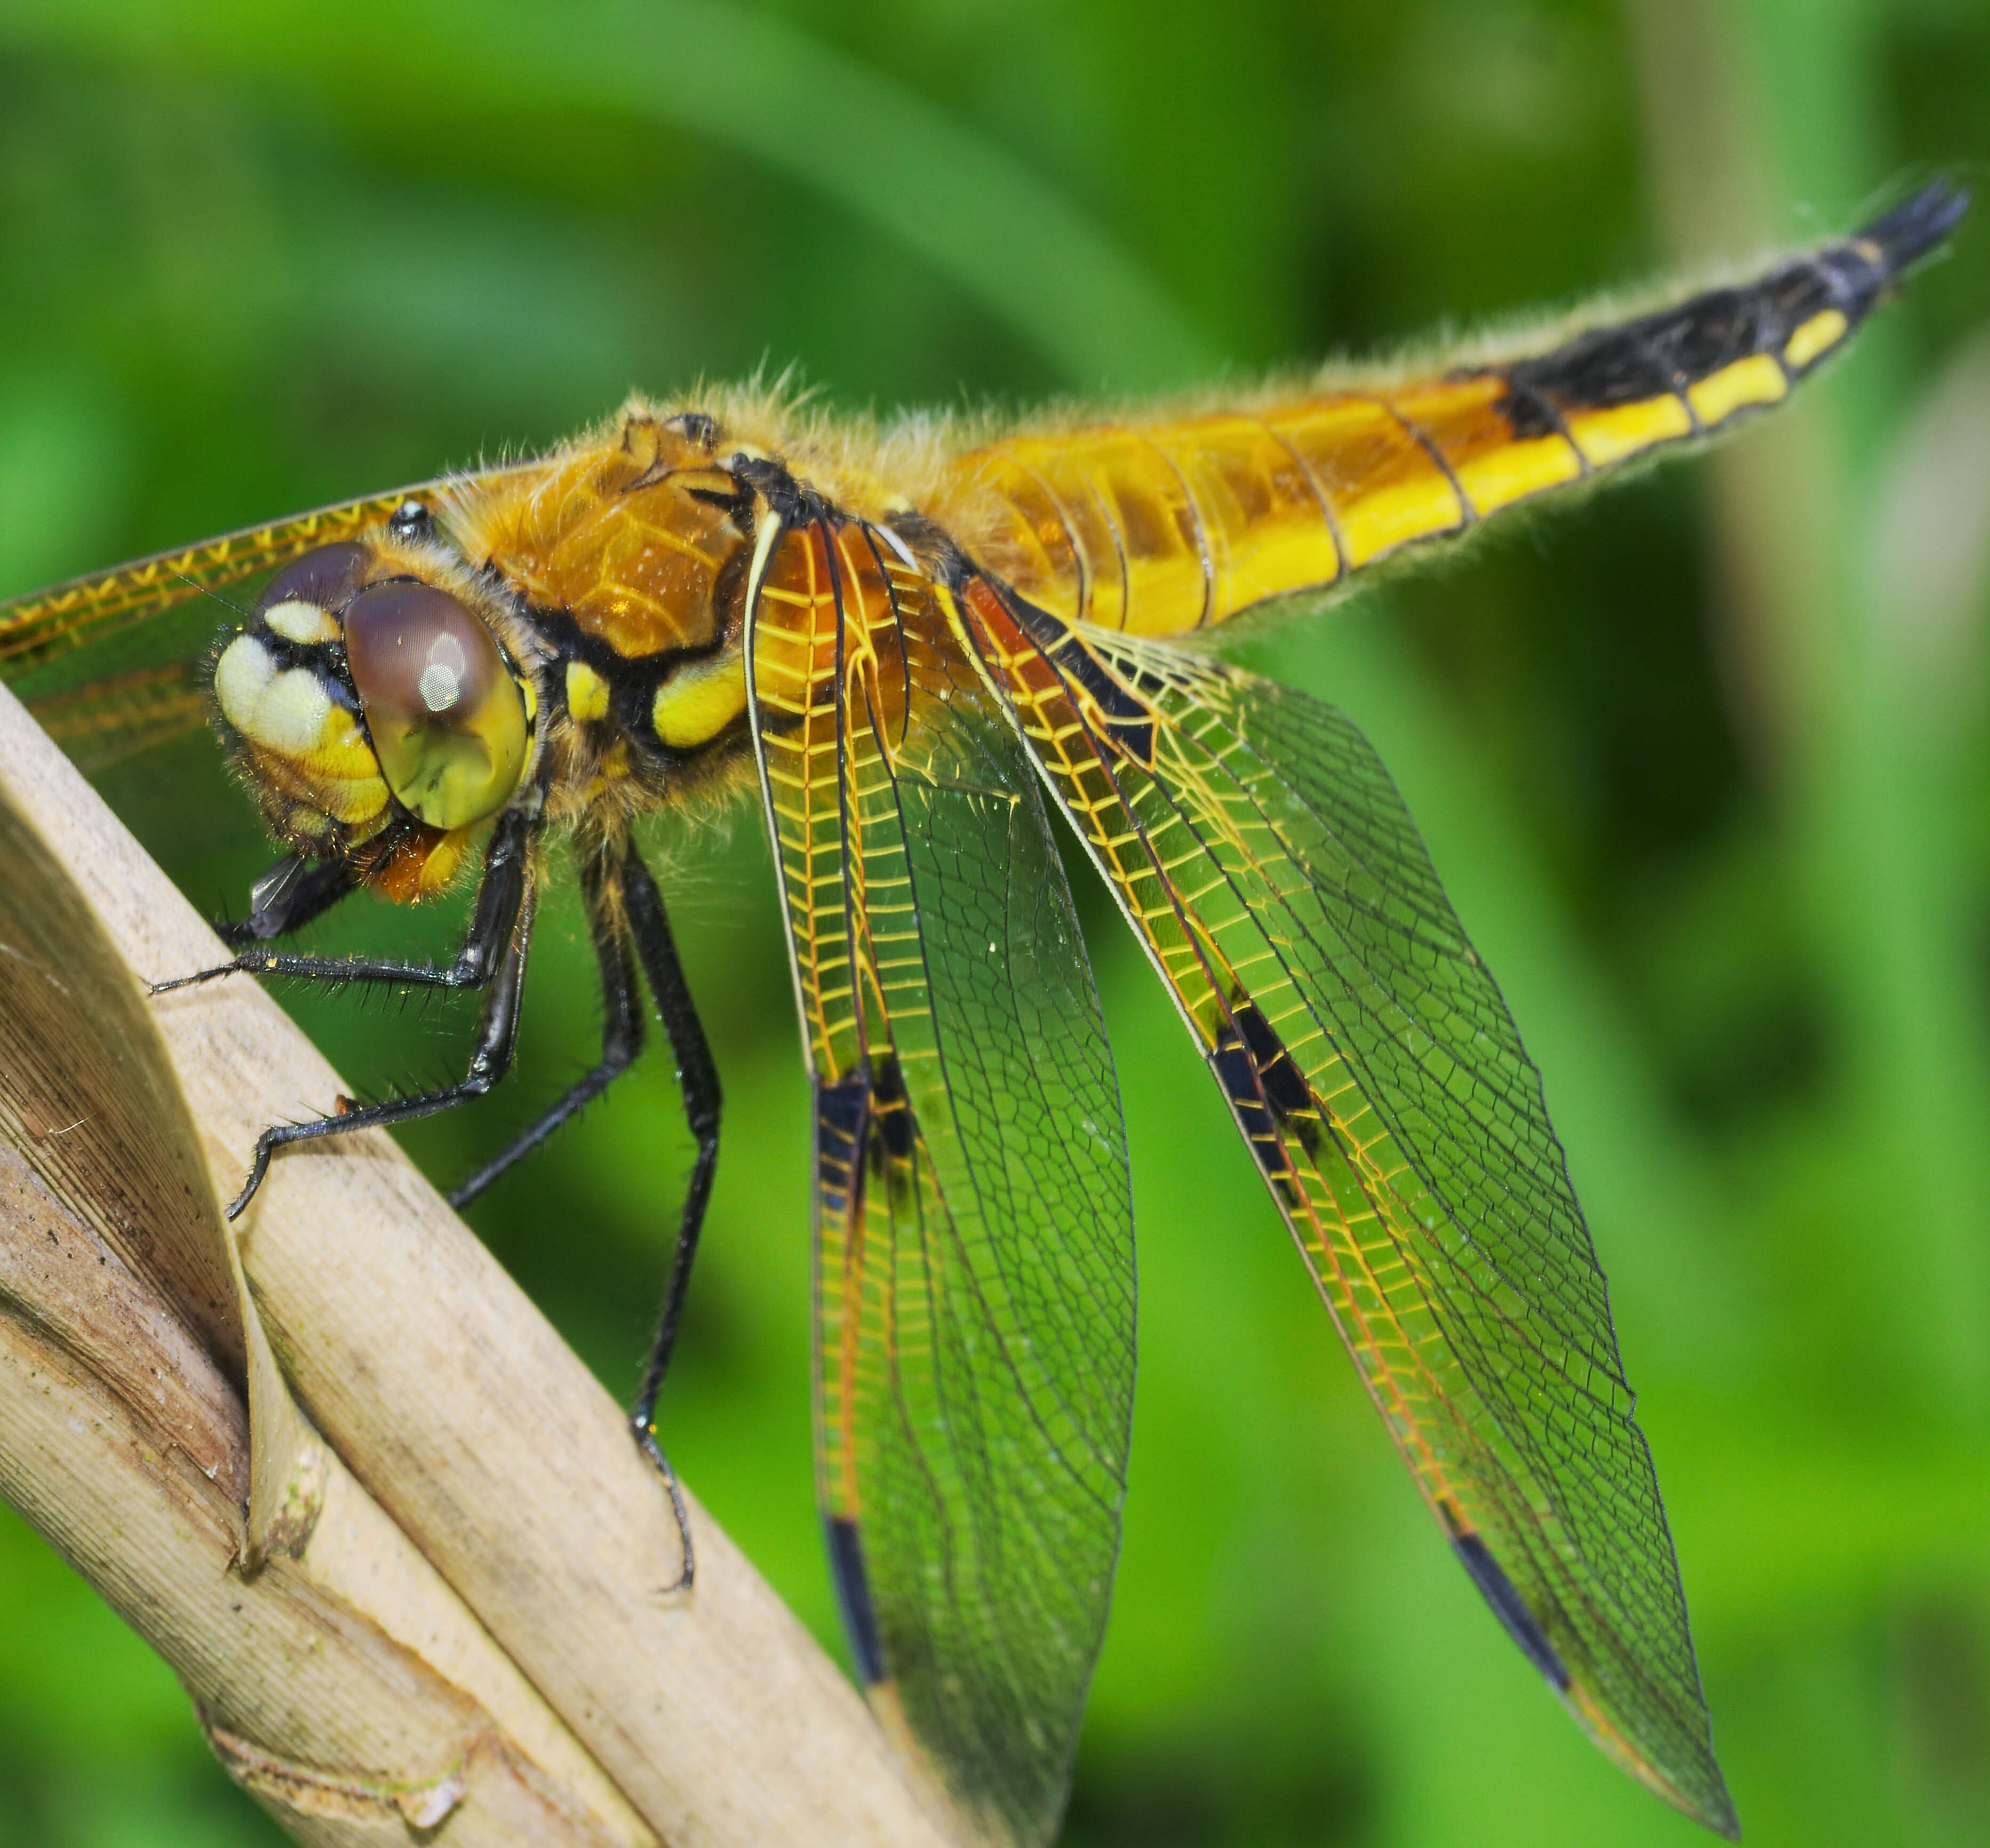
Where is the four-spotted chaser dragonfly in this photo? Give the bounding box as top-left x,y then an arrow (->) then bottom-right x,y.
1,178 -> 1968,1845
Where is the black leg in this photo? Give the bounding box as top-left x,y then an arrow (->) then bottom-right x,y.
218,817 -> 537,1218
619,848 -> 721,1592
216,852 -> 359,947
156,813 -> 533,1000
448,847 -> 645,1210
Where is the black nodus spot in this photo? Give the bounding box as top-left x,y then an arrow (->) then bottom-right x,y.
1453,1531 -> 1571,1692
816,1073 -> 869,1207
1111,715 -> 1158,764
1212,1027 -> 1286,1183
1119,658 -> 1175,698
868,1053 -> 917,1162
827,1516 -> 887,1685
1232,999 -> 1312,1122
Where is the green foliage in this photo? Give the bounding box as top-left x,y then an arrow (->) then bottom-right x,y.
0,1 -> 1986,1842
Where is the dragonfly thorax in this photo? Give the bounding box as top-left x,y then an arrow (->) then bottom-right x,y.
448,404 -> 760,829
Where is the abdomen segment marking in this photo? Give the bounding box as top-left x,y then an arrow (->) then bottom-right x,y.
944,181 -> 1968,640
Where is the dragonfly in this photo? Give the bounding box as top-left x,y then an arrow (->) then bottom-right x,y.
0,178 -> 1967,1846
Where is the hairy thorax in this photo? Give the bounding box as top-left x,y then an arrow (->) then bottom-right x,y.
448,408 -> 762,841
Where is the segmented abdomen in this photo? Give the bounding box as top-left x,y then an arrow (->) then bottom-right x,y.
939,182 -> 1965,640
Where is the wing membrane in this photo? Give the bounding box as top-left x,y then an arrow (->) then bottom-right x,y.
23,659 -> 213,772
0,488 -> 421,676
958,576 -> 1736,1836
746,511 -> 1134,1845
0,463 -> 549,679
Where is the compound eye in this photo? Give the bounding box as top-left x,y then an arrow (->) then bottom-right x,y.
257,542 -> 371,616
343,580 -> 528,829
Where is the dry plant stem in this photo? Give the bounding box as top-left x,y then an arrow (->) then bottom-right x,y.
0,1154 -> 647,1848
0,682 -> 953,1848
0,784 -> 653,1845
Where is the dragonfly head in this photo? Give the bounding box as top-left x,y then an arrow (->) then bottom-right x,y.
211,538 -> 536,890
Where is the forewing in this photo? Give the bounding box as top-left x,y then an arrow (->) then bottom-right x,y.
746,514 -> 1135,1845
0,456 -> 567,684
0,488 -> 429,678
958,576 -> 1736,1837
22,659 -> 213,771
1,467 -> 556,771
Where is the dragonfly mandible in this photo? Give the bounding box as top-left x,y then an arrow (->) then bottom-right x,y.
1,178 -> 1969,1847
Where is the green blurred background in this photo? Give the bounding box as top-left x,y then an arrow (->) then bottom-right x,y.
1,0 -> 1987,1842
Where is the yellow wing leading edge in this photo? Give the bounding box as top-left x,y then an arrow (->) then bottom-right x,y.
0,488 -> 435,676
951,566 -> 1734,1826
744,495 -> 1135,1845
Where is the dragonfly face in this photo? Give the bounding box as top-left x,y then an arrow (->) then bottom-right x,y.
1,179 -> 1971,1848
206,408 -> 766,907
212,533 -> 536,899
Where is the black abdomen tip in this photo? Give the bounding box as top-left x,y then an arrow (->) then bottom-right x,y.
1854,178 -> 1972,276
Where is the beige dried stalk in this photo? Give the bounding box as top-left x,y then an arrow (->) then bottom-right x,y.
0,683 -> 953,1848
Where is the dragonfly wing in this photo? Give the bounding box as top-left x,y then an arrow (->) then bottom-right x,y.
22,659 -> 213,771
746,513 -> 1135,1845
958,574 -> 1737,1837
0,464 -> 547,680
0,489 -> 418,677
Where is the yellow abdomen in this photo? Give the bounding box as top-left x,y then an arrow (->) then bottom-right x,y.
934,213 -> 1911,639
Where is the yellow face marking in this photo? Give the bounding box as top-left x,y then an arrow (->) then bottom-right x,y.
1687,353 -> 1787,427
652,652 -> 748,751
218,631 -> 398,830
261,597 -> 341,646
1563,395 -> 1694,468
259,742 -> 388,827
316,772 -> 391,825
1452,434 -> 1584,516
520,675 -> 539,726
310,705 -> 384,781
212,634 -> 275,736
253,669 -> 334,755
566,659 -> 610,723
1784,308 -> 1849,371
